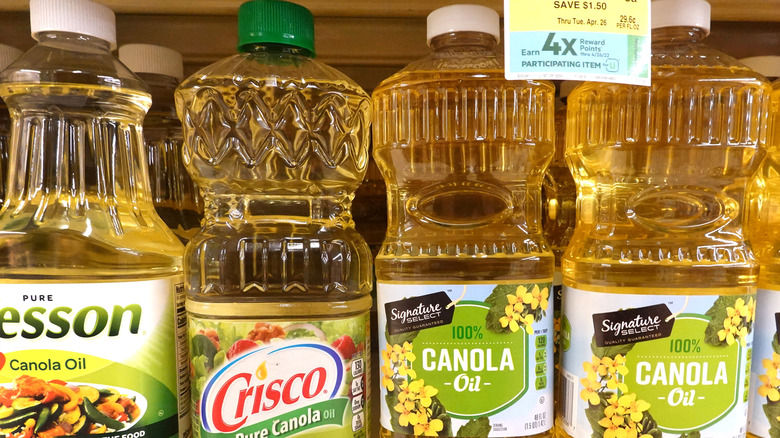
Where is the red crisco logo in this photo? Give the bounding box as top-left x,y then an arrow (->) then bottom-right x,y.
200,343 -> 344,433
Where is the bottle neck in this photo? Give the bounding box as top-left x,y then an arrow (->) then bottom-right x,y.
429,31 -> 498,52
35,31 -> 113,53
651,26 -> 707,45
203,192 -> 353,226
136,72 -> 178,114
242,43 -> 313,58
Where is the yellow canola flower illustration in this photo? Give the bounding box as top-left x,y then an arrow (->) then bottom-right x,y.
597,394 -> 653,438
717,297 -> 755,346
414,417 -> 445,437
758,352 -> 780,402
499,284 -> 548,334
382,340 -> 445,436
579,355 -> 630,404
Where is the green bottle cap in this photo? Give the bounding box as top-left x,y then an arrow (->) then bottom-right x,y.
237,0 -> 315,56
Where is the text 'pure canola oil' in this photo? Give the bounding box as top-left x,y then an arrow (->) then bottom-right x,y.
557,1 -> 771,438
373,5 -> 555,438
0,1 -> 189,438
175,1 -> 372,437
747,79 -> 780,437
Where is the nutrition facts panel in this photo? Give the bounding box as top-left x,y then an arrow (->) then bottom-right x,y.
504,0 -> 651,85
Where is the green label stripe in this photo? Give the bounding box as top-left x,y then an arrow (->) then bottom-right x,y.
201,399 -> 348,438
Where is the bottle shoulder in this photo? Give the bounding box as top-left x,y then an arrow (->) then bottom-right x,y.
178,52 -> 369,99
0,40 -> 148,95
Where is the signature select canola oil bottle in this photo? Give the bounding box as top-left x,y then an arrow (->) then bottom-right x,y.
374,4 -> 555,437
175,1 -> 372,437
747,79 -> 780,438
0,0 -> 189,438
557,1 -> 771,438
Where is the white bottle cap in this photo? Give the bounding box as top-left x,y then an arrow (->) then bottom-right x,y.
651,0 -> 711,35
30,0 -> 117,50
0,44 -> 23,72
119,44 -> 184,82
740,56 -> 780,79
427,4 -> 500,46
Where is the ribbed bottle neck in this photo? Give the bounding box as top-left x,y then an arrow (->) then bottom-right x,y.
429,31 -> 498,52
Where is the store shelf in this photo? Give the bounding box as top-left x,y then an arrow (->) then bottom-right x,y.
0,1 -> 778,91
1,0 -> 779,21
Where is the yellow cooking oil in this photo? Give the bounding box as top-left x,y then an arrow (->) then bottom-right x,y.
119,44 -> 203,244
556,1 -> 770,438
175,1 -> 372,438
746,79 -> 780,438
544,81 -> 578,408
373,4 -> 555,438
0,1 -> 187,437
0,44 -> 22,205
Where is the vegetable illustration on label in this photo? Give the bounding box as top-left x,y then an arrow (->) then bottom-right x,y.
189,318 -> 367,438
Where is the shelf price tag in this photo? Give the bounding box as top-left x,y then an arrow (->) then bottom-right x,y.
504,0 -> 651,86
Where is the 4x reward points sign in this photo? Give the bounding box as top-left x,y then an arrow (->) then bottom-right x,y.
504,0 -> 651,86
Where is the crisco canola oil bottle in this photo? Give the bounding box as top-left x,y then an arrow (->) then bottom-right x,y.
0,0 -> 188,438
557,1 -> 770,438
119,44 -> 203,243
747,79 -> 780,438
373,4 -> 555,437
175,1 -> 372,437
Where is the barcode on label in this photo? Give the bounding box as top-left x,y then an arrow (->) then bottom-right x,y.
561,369 -> 577,432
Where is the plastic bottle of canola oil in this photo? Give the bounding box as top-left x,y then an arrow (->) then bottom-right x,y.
175,1 -> 372,437
747,79 -> 780,438
119,44 -> 203,243
0,44 -> 23,205
557,1 -> 770,438
373,4 -> 555,437
544,80 -> 578,405
0,0 -> 189,437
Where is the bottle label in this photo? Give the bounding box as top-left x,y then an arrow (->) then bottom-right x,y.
0,278 -> 188,438
503,0 -> 651,86
560,286 -> 754,438
188,314 -> 369,438
748,286 -> 780,438
377,280 -> 554,437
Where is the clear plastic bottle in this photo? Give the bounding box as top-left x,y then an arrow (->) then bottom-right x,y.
0,1 -> 188,438
175,1 -> 372,437
544,80 -> 578,414
0,44 -> 23,205
746,78 -> 780,438
557,1 -> 770,438
373,4 -> 555,438
119,44 -> 203,243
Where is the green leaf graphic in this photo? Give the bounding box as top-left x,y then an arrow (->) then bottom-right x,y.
773,332 -> 780,355
704,295 -> 754,347
764,400 -> 780,438
584,400 -> 608,438
428,395 -> 453,436
456,417 -> 492,437
680,431 -> 701,438
590,337 -> 635,359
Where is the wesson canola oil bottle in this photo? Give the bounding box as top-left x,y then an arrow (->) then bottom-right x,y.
119,44 -> 203,244
0,44 -> 23,205
557,1 -> 771,438
373,4 -> 556,437
0,0 -> 189,438
747,78 -> 780,438
175,1 -> 372,437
